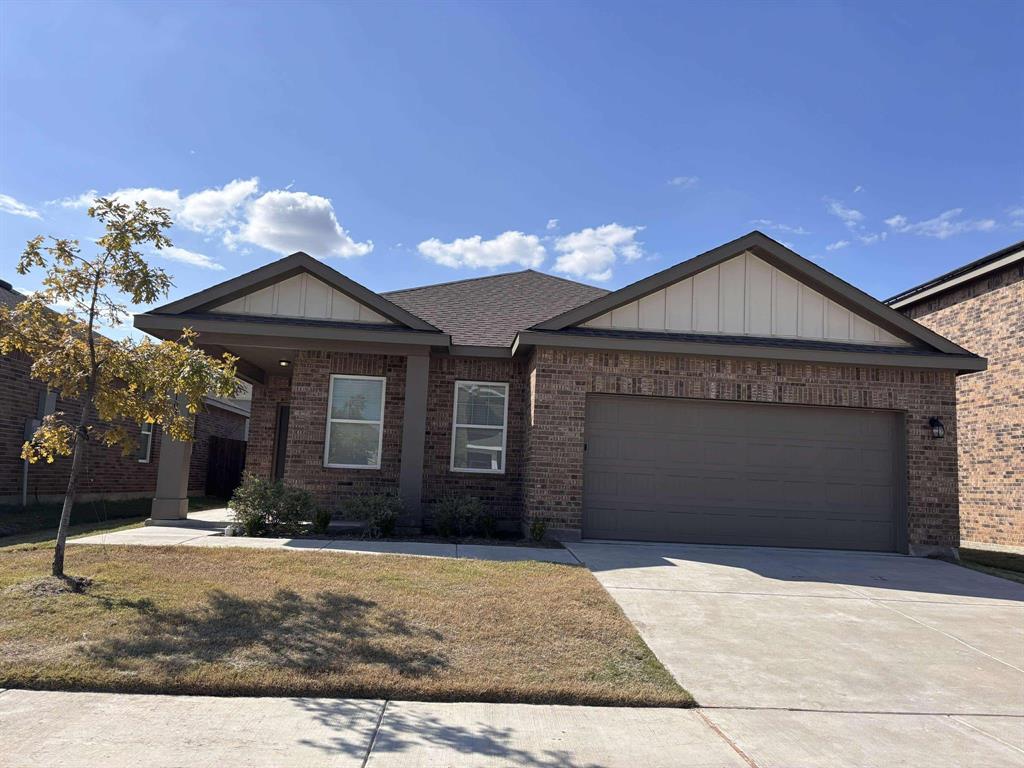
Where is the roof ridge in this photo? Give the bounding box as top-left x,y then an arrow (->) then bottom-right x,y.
520,269 -> 609,293
382,269 -> 530,295
382,268 -> 604,296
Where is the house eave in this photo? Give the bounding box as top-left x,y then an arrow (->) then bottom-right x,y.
134,312 -> 451,348
513,330 -> 987,374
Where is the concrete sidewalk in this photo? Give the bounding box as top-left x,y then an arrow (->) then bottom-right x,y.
68,509 -> 578,565
0,690 -> 741,768
3,689 -> 1022,767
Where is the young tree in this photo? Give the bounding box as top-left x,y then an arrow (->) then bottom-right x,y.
0,198 -> 238,578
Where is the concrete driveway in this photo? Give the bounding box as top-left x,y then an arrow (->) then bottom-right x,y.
566,541 -> 1024,765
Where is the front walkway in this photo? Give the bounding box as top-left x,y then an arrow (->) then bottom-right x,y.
69,509 -> 579,565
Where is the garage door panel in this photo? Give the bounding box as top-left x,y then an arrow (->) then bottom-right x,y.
583,395 -> 901,551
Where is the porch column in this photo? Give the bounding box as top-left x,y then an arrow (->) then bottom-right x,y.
150,405 -> 195,521
398,353 -> 429,528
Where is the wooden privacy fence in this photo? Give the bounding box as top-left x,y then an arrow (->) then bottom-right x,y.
206,436 -> 247,498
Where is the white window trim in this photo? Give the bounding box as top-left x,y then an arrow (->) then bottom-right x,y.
450,380 -> 509,475
323,374 -> 386,470
138,423 -> 153,464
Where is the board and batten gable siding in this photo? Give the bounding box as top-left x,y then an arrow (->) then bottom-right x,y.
210,273 -> 393,323
583,251 -> 908,346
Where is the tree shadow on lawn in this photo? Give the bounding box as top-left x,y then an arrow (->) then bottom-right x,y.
83,588 -> 447,680
296,698 -> 604,768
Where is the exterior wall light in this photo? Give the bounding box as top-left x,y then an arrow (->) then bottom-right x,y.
279,360 -> 291,368
928,417 -> 945,439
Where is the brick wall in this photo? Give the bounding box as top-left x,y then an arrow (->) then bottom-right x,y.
1,350 -> 160,502
2,350 -> 250,504
246,353 -> 529,527
421,355 -> 526,531
247,374 -> 292,479
187,405 -> 249,495
902,262 -> 1023,546
524,347 -> 960,548
279,350 -> 407,509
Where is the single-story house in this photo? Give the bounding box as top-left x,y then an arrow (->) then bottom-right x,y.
887,239 -> 1023,548
135,231 -> 985,555
0,278 -> 250,505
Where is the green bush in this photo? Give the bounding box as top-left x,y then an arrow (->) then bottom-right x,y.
228,473 -> 317,537
312,507 -> 333,535
529,519 -> 547,543
343,493 -> 402,538
433,494 -> 494,538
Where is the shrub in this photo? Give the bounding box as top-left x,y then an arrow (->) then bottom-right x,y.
529,519 -> 547,543
229,473 -> 317,537
312,507 -> 333,535
344,493 -> 402,538
433,494 -> 494,538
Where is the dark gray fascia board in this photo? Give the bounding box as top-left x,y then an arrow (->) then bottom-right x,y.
531,231 -> 972,357
513,330 -> 987,374
135,312 -> 451,348
448,344 -> 514,358
151,252 -> 441,332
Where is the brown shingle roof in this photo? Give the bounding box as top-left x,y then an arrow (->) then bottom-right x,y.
383,270 -> 608,348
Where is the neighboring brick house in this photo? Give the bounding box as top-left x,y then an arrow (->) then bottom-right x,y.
887,240 -> 1023,548
136,232 -> 985,554
0,280 -> 250,505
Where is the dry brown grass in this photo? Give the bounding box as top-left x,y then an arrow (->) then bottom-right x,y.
0,545 -> 691,707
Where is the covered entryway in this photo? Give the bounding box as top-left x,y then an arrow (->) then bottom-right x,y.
583,395 -> 904,551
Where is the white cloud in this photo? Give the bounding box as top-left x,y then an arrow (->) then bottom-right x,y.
751,219 -> 810,235
858,231 -> 887,245
0,193 -> 41,219
825,240 -> 850,251
46,190 -> 98,209
417,231 -> 545,270
667,175 -> 699,188
824,197 -> 864,227
105,178 -> 259,234
156,246 -> 224,271
228,190 -> 372,258
107,185 -> 184,213
885,209 -> 996,239
853,185 -> 864,193
1006,206 -> 1024,227
546,218 -> 559,231
553,223 -> 644,282
178,177 -> 258,232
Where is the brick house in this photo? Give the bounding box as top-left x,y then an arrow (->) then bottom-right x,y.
0,280 -> 250,506
135,232 -> 985,555
887,240 -> 1023,548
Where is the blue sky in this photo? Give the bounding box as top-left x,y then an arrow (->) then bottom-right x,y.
1,1 -> 1021,336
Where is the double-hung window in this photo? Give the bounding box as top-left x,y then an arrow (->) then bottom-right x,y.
450,381 -> 508,473
324,375 -> 386,469
137,423 -> 154,463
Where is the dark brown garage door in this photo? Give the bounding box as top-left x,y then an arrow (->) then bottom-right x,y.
583,395 -> 904,552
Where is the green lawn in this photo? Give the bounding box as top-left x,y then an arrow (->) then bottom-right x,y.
0,545 -> 691,707
0,496 -> 224,539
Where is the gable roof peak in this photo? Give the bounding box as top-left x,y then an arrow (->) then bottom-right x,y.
147,251 -> 440,332
530,231 -> 972,357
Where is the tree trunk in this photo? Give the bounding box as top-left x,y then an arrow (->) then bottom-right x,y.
52,419 -> 87,578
